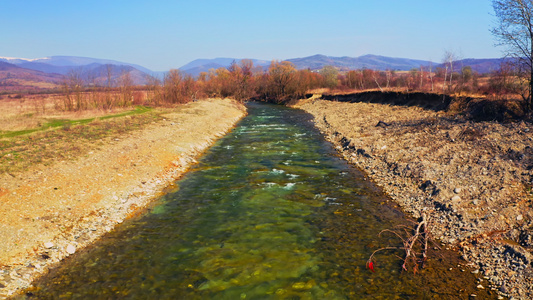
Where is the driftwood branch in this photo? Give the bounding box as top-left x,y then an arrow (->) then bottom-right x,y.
366,213 -> 431,274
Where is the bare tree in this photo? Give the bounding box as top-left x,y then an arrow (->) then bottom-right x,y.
320,65 -> 339,89
442,50 -> 459,93
428,62 -> 435,92
146,75 -> 162,105
162,69 -> 184,103
267,60 -> 297,102
62,67 -> 85,111
385,69 -> 392,90
492,0 -> 533,110
104,64 -> 115,109
372,71 -> 383,92
118,70 -> 134,107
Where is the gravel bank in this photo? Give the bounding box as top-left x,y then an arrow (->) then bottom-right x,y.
296,96 -> 533,299
0,98 -> 246,298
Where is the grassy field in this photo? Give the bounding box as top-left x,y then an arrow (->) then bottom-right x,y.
0,95 -> 164,174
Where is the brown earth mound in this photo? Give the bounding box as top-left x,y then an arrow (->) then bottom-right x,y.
321,91 -> 455,111
320,91 -> 529,122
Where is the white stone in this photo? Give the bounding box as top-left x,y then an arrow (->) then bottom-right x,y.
451,195 -> 461,202
44,242 -> 54,249
66,244 -> 76,254
517,214 -> 524,221
454,188 -> 462,194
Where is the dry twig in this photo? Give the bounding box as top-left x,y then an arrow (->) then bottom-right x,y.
366,213 -> 432,273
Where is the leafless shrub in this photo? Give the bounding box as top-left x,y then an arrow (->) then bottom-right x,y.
367,213 -> 434,274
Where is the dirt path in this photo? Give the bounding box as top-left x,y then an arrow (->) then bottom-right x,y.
0,98 -> 246,297
295,97 -> 533,299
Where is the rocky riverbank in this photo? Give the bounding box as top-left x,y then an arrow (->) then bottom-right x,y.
295,95 -> 533,299
0,98 -> 246,298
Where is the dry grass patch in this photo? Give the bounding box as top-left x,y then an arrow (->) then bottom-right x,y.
0,94 -> 137,132
0,109 -> 163,175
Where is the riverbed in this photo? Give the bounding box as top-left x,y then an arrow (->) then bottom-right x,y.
17,103 -> 497,299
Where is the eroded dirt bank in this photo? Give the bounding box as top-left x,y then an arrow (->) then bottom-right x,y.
295,96 -> 533,299
0,98 -> 246,298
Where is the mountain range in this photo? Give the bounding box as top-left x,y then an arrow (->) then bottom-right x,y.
288,55 -> 508,73
0,56 -> 154,75
287,54 -> 433,72
0,54 -> 506,92
0,56 -> 164,90
178,54 -> 506,76
0,60 -> 64,92
178,58 -> 271,77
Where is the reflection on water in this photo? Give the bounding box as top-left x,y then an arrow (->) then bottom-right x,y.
21,103 -> 497,299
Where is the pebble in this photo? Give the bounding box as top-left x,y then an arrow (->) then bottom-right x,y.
66,244 -> 76,254
477,284 -> 484,289
516,215 -> 523,221
451,195 -> 461,202
454,188 -> 462,194
44,242 -> 54,249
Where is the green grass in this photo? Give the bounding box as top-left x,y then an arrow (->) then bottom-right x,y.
0,106 -> 153,139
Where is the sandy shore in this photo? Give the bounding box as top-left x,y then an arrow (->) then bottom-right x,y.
0,98 -> 246,298
295,96 -> 533,299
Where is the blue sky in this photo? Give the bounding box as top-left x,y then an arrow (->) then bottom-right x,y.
1,0 -> 501,71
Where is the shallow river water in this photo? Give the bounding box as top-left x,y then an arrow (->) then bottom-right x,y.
21,103 -> 497,299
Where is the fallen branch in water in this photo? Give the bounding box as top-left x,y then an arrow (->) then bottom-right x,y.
367,213 -> 433,273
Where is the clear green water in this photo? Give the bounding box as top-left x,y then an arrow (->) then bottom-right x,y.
22,103 -> 497,299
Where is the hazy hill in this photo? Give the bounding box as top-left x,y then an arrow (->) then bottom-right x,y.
0,61 -> 63,92
0,61 -> 20,71
179,54 -> 507,75
81,64 -> 150,86
286,54 -> 435,71
1,56 -> 154,74
179,58 -> 271,77
178,54 -> 437,74
436,58 -> 511,74
0,56 -> 157,86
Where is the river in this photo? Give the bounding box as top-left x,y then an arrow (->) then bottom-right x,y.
20,103 -> 496,299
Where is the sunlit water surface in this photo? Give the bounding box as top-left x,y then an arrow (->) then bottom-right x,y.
21,103 -> 496,299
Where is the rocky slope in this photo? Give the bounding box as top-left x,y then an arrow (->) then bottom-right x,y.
296,97 -> 533,299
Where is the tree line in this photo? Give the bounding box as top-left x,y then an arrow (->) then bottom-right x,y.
57,57 -> 530,112
155,58 -> 527,104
